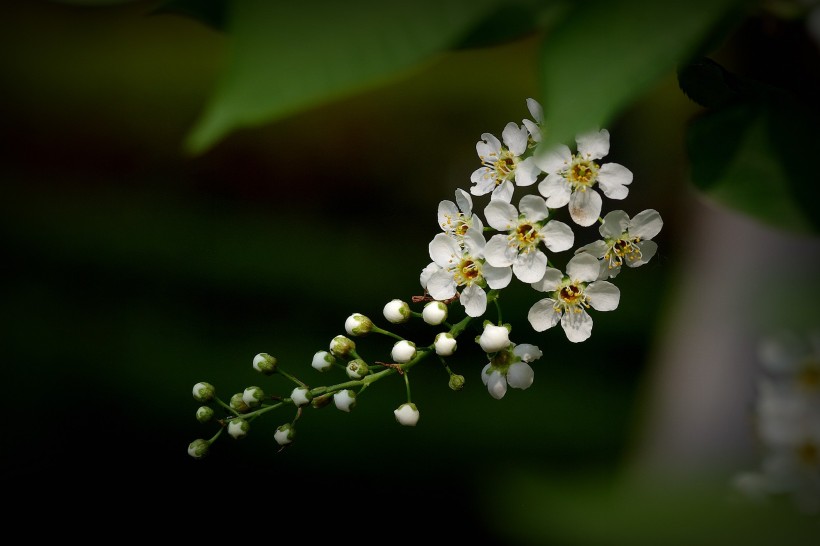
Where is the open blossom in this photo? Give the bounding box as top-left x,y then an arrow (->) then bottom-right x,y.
481,343 -> 542,399
483,195 -> 574,283
470,122 -> 540,202
438,189 -> 483,240
535,129 -> 632,226
422,227 -> 511,317
527,253 -> 620,342
522,97 -> 544,145
576,209 -> 663,279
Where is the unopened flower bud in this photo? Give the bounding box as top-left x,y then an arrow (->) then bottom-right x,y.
290,386 -> 312,407
333,389 -> 357,412
391,340 -> 417,363
479,323 -> 511,353
195,406 -> 214,423
434,332 -> 457,356
330,335 -> 356,358
422,301 -> 448,325
230,392 -> 250,413
311,392 -> 333,409
345,313 -> 374,336
383,299 -> 410,324
242,386 -> 265,408
393,402 -> 420,426
274,423 -> 295,446
312,350 -> 335,372
192,382 -> 215,402
346,359 -> 369,379
252,353 -> 278,375
449,374 -> 465,391
187,438 -> 209,459
228,418 -> 250,439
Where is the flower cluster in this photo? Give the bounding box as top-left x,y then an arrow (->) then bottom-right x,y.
187,98 -> 662,459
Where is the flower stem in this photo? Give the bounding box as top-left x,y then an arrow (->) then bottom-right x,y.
215,396 -> 240,417
278,368 -> 307,388
370,325 -> 404,341
404,371 -> 412,403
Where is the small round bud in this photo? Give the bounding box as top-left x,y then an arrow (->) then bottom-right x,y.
422,301 -> 448,325
333,389 -> 357,412
383,299 -> 410,324
230,392 -> 250,413
311,392 -> 333,409
449,374 -> 465,391
330,335 -> 356,358
252,353 -> 278,375
479,323 -> 511,353
391,340 -> 417,363
274,423 -> 295,446
228,418 -> 250,439
344,313 -> 374,336
393,402 -> 420,426
346,359 -> 369,379
192,382 -> 215,402
242,386 -> 265,408
290,386 -> 312,407
434,332 -> 457,356
195,406 -> 214,423
311,350 -> 335,372
187,438 -> 209,459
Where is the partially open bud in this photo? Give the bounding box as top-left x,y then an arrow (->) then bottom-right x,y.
230,392 -> 250,413
252,353 -> 278,375
192,382 -> 215,402
479,323 -> 511,353
422,301 -> 448,325
242,386 -> 265,408
346,359 -> 369,379
274,423 -> 295,446
391,340 -> 417,363
330,335 -> 356,358
333,389 -> 357,412
290,386 -> 312,407
393,402 -> 420,426
434,332 -> 457,356
187,438 -> 209,459
311,350 -> 335,372
228,418 -> 250,439
345,313 -> 374,336
449,374 -> 465,391
383,299 -> 410,324
311,392 -> 333,409
195,406 -> 214,423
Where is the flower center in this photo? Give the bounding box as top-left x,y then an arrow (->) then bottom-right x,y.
487,149 -> 518,184
453,257 -> 482,286
554,282 -> 590,314
511,222 -> 541,253
604,235 -> 643,269
566,157 -> 599,190
560,284 -> 582,303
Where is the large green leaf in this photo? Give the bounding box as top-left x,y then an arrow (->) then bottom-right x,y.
186,0 -> 504,153
535,0 -> 748,151
151,0 -> 227,30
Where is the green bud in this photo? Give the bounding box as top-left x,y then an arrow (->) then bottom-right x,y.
253,353 -> 278,375
187,439 -> 210,459
228,418 -> 250,439
195,406 -> 214,423
345,313 -> 374,336
449,374 -> 466,391
346,359 -> 369,379
192,382 -> 215,402
242,386 -> 265,408
311,393 -> 334,409
230,392 -> 250,413
330,335 -> 356,358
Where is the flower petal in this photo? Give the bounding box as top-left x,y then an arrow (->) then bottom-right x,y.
515,157 -> 540,187
484,263 -> 512,289
569,189 -> 602,226
487,370 -> 508,399
629,209 -> 663,240
429,233 -> 460,266
528,298 -> 561,331
455,188 -> 473,215
538,174 -> 571,208
522,119 -> 541,143
597,163 -> 632,200
519,194 -> 549,221
491,180 -> 515,203
484,200 -> 518,231
526,98 -> 544,123
437,200 -> 459,232
513,250 -> 547,283
464,227 -> 486,255
575,240 -> 608,259
481,363 -> 491,385
586,280 -> 620,311
477,133 -> 501,158
427,269 -> 456,300
513,344 -> 543,362
507,362 -> 534,390
542,220 -> 574,252
600,210 -> 630,238
628,240 -> 657,267
561,310 -> 593,342
470,170 -> 496,196
461,283 -> 487,317
419,262 -> 439,289
531,267 -> 563,292
484,234 -> 515,267
566,252 -> 601,283
534,144 -> 572,173
502,122 -> 528,156
576,128 -> 610,160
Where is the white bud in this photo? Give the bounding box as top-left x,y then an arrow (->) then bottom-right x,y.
434,332 -> 457,356
252,353 -> 277,375
228,418 -> 250,439
383,299 -> 410,324
344,313 -> 374,336
312,350 -> 335,372
192,382 -> 215,402
242,386 -> 264,407
290,387 -> 312,407
187,439 -> 209,459
274,423 -> 295,446
195,406 -> 214,423
393,402 -> 420,426
391,340 -> 417,363
333,389 -> 357,412
422,301 -> 448,325
346,359 -> 369,379
330,335 -> 356,357
479,323 -> 511,353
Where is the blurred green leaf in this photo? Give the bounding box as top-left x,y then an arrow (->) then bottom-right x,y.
151,0 -> 227,30
536,0 -> 747,151
677,57 -> 745,109
186,0 -> 505,153
453,0 -> 569,50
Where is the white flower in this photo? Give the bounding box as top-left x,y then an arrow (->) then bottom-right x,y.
290,387 -> 311,407
383,299 -> 411,324
311,350 -> 335,372
434,332 -> 457,356
527,253 -> 620,342
274,423 -> 295,446
394,403 -> 420,426
344,313 -> 373,336
470,122 -> 540,202
438,189 -> 484,240
242,386 -> 264,408
535,128 -> 632,226
480,343 -> 542,399
228,418 -> 250,439
522,97 -> 544,145
576,209 -> 663,278
422,301 -> 448,325
391,340 -> 417,363
484,195 -> 574,282
333,389 -> 357,412
424,227 -> 512,317
478,323 -> 511,353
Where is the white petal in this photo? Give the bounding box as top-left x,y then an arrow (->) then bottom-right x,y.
569,189 -> 602,227
561,310 -> 593,342
586,281 -> 620,311
527,298 -> 561,331
427,269 -> 457,300
487,370 -> 508,400
484,234 -> 516,267
538,174 -> 571,208
507,362 -> 534,390
541,220 -> 574,252
513,344 -> 542,362
464,227 -> 486,255
455,188 -> 473,215
420,262 -> 439,289
471,166 -> 491,184
518,194 -> 549,221
484,200 -> 518,231
576,128 -> 610,159
575,240 -> 608,259
531,267 -> 563,292
513,251 -> 547,283
515,157 -> 540,187
470,170 -> 496,196
629,209 -> 663,240
628,240 -> 657,266
483,263 -> 512,289
429,233 -> 460,266
526,98 -> 544,123
461,283 -> 487,317
477,133 -> 501,158
502,122 -> 528,156
600,210 -> 630,238
491,180 -> 514,203
522,119 -> 541,142
566,252 -> 601,283
481,363 -> 491,385
534,144 -> 572,173
437,200 -> 459,231
597,163 -> 632,200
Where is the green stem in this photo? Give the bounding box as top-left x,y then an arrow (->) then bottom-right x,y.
278,369 -> 307,387
370,325 -> 404,342
494,298 -> 503,326
215,396 -> 240,417
403,371 -> 412,403
208,428 -> 224,444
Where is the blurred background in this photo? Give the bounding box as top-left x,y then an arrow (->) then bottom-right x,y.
2,0 -> 819,542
